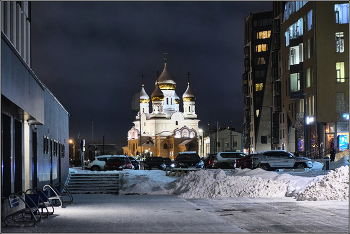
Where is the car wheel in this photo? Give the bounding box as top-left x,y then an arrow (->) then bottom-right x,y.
91,165 -> 100,171
295,163 -> 306,169
260,164 -> 270,170
221,163 -> 230,169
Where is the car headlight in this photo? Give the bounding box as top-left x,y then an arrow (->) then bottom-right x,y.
171,163 -> 175,167
179,162 -> 186,166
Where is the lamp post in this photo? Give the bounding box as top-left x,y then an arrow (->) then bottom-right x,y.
198,129 -> 203,157
102,135 -> 105,155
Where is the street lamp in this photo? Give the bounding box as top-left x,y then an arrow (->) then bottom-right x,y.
198,129 -> 203,157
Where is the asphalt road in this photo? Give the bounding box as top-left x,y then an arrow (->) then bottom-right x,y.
1,194 -> 348,233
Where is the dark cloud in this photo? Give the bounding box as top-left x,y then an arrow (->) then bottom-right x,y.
31,1 -> 272,148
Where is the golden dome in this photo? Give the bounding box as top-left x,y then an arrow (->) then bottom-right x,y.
156,66 -> 176,90
151,82 -> 164,101
182,83 -> 195,102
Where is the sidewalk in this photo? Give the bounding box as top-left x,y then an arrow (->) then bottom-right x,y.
1,194 -> 248,233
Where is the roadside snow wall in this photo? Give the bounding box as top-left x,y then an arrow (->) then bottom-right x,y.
296,166 -> 349,201
168,169 -> 288,198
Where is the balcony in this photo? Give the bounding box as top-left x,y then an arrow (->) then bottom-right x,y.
271,51 -> 278,66
271,66 -> 279,81
244,58 -> 250,72
244,97 -> 250,110
274,96 -> 282,112
273,18 -> 280,33
244,46 -> 250,58
274,80 -> 281,96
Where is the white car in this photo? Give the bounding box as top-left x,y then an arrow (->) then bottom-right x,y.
252,150 -> 313,170
87,155 -> 114,171
212,152 -> 247,169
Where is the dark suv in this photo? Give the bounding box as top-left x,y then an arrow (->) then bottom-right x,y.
144,157 -> 166,170
104,156 -> 132,170
174,152 -> 204,168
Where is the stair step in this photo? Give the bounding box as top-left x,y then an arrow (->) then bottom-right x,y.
65,173 -> 120,195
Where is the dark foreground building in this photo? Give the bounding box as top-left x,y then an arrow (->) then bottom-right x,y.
1,1 -> 69,219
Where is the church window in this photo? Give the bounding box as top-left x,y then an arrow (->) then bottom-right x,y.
143,108 -> 144,113
171,99 -> 173,105
176,121 -> 178,125
190,131 -> 195,138
163,144 -> 168,149
167,98 -> 169,105
175,131 -> 181,138
189,106 -> 191,112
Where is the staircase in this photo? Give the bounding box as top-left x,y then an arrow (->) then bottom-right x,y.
65,173 -> 120,194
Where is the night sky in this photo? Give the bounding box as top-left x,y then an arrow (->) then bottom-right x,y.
30,1 -> 272,150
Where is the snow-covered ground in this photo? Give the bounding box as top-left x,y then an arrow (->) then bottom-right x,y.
70,156 -> 349,201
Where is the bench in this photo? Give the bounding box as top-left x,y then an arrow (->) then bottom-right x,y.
165,168 -> 201,177
3,192 -> 42,227
43,183 -> 73,207
26,188 -> 54,218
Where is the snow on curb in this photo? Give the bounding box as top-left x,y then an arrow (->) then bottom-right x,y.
296,166 -> 349,201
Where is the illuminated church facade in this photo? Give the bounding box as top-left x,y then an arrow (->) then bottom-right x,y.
123,59 -> 200,159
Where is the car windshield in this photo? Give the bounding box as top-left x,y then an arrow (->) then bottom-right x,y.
177,154 -> 200,160
146,157 -> 163,162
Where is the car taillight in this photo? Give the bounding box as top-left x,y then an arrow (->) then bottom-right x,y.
90,160 -> 93,163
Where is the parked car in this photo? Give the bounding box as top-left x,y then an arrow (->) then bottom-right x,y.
128,156 -> 140,170
236,154 -> 256,169
202,154 -> 216,169
163,158 -> 175,168
104,155 -> 133,171
143,157 -> 166,170
212,152 -> 246,169
252,150 -> 313,170
174,152 -> 204,168
87,155 -> 115,171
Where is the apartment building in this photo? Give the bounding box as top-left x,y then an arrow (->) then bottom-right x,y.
242,11 -> 273,154
243,1 -> 349,156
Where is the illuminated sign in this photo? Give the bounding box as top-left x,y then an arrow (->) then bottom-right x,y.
306,116 -> 314,124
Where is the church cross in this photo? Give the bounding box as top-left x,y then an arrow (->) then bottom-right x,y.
141,74 -> 145,86
163,51 -> 168,67
186,72 -> 191,84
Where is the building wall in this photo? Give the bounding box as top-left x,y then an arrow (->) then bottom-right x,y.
1,1 -> 69,221
315,1 -> 349,123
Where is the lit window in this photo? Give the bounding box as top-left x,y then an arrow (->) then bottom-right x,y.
335,3 -> 349,24
257,30 -> 271,39
255,83 -> 263,91
307,10 -> 313,30
335,32 -> 344,53
255,44 -> 267,52
290,73 -> 301,91
336,62 -> 345,83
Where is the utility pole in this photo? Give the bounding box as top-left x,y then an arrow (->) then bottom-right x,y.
102,135 -> 105,155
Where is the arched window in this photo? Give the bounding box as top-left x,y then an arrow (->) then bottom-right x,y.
189,106 -> 191,112
171,99 -> 173,105
167,98 -> 169,105
163,144 -> 168,149
176,121 -> 178,125
142,108 -> 144,113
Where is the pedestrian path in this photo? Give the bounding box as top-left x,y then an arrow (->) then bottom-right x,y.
1,194 -> 248,233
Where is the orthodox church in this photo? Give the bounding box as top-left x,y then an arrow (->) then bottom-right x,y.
123,59 -> 200,159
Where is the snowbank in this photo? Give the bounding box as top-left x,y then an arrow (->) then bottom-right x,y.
296,166 -> 349,201
167,169 -> 288,198
69,156 -> 349,201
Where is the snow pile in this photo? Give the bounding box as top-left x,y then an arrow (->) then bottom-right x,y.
330,155 -> 349,170
167,169 -> 288,198
119,170 -> 177,195
296,165 -> 349,201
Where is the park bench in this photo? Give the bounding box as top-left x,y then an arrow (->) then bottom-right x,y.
26,188 -> 54,218
43,182 -> 73,207
165,168 -> 201,177
3,191 -> 42,227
